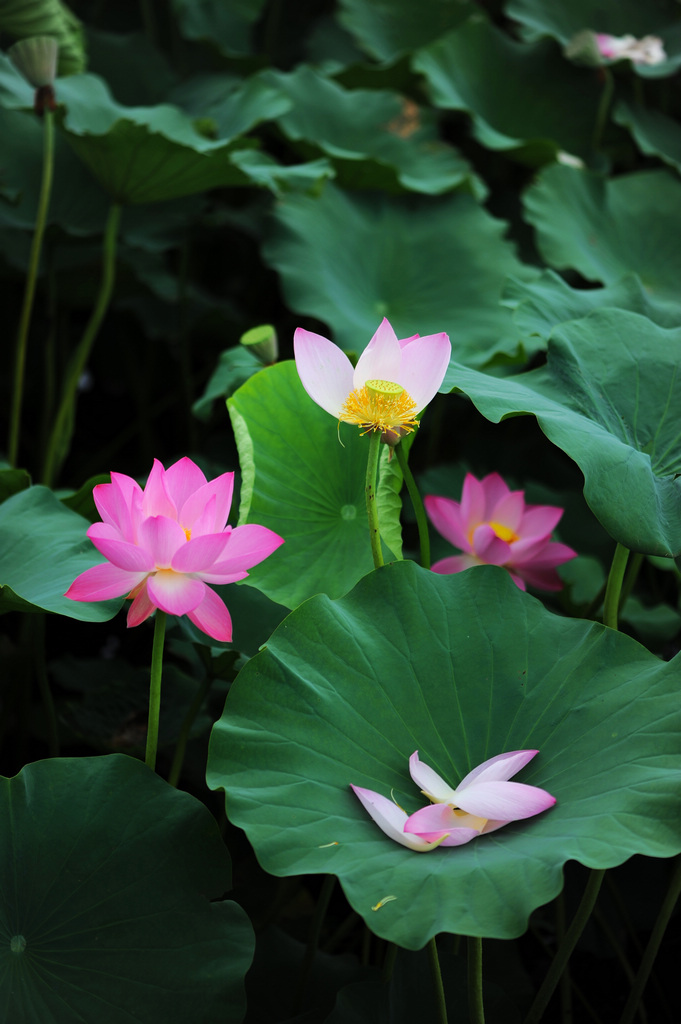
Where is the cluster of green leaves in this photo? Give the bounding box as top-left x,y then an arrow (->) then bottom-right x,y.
2,0 -> 681,1021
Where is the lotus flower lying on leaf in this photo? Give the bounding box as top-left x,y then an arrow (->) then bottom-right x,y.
351,750 -> 555,851
66,457 -> 284,641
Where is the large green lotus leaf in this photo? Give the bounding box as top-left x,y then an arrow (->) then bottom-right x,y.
168,71 -> 291,141
228,361 -> 402,608
337,0 -> 476,62
54,73 -> 261,204
506,0 -> 681,78
0,0 -> 86,75
263,66 -> 482,197
0,485 -> 121,619
503,270 -> 681,354
263,183 -> 529,366
523,166 -> 681,301
614,100 -> 681,174
171,0 -> 267,57
207,562 -> 681,948
444,309 -> 681,555
0,754 -> 253,1022
413,17 -> 602,159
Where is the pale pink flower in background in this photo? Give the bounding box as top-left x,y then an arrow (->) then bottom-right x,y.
425,472 -> 577,591
595,32 -> 666,65
294,317 -> 451,438
66,457 -> 284,641
351,750 -> 555,852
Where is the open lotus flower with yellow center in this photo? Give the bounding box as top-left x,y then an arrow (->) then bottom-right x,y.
351,750 -> 555,852
65,457 -> 284,641
294,318 -> 451,439
426,472 -> 577,591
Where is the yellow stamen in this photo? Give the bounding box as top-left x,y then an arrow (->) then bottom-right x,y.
488,520 -> 518,543
183,527 -> 192,542
372,895 -> 398,911
340,378 -> 419,435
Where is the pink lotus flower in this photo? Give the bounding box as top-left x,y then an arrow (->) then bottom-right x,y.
65,457 -> 284,641
425,472 -> 576,591
595,32 -> 666,66
351,750 -> 555,852
294,318 -> 450,439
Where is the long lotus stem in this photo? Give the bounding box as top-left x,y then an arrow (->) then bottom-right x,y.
145,610 -> 167,772
42,201 -> 122,486
429,937 -> 449,1024
524,869 -> 605,1024
8,108 -> 55,467
293,874 -> 336,1011
467,935 -> 485,1024
603,543 -> 630,630
366,430 -> 384,569
395,440 -> 431,569
618,855 -> 681,1024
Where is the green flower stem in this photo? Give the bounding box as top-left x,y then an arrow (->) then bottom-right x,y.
524,869 -> 605,1024
603,543 -> 630,630
618,855 -> 681,1024
395,440 -> 431,569
366,430 -> 384,569
145,611 -> 167,772
293,874 -> 336,1012
619,552 -> 643,612
467,936 -> 485,1024
428,937 -> 448,1024
8,108 -> 55,467
42,201 -> 122,487
592,67 -> 614,152
167,672 -> 213,788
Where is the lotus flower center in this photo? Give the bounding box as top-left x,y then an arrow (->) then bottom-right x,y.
340,378 -> 419,435
488,520 -> 518,543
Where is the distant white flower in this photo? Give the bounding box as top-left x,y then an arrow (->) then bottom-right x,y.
595,33 -> 666,66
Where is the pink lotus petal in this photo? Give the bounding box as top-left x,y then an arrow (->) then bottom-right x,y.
139,515 -> 187,568
66,563 -> 147,602
147,571 -> 206,615
187,585 -> 233,641
93,474 -> 143,542
515,541 -> 577,570
294,328 -> 355,417
489,490 -> 525,532
395,332 -> 451,410
424,495 -> 470,552
353,318 -> 401,388
164,457 -> 208,512
127,581 -> 157,627
471,524 -> 511,565
142,459 -> 177,520
195,569 -> 249,585
87,523 -> 155,572
398,334 -> 420,349
209,524 -> 285,574
409,751 -> 458,803
430,553 -> 479,575
181,474 -> 235,534
457,750 -> 539,789
513,566 -> 564,592
460,473 -> 486,527
350,785 -> 439,852
517,505 -> 563,539
171,532 -> 232,574
404,802 -> 484,843
479,473 -> 512,516
454,780 -> 556,821
507,535 -> 553,562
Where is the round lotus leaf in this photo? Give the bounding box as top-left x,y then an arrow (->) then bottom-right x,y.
0,754 -> 253,1023
207,561 -> 681,948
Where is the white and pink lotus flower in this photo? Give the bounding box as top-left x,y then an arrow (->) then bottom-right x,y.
294,317 -> 451,438
425,472 -> 577,591
66,457 -> 284,641
352,750 -> 556,852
